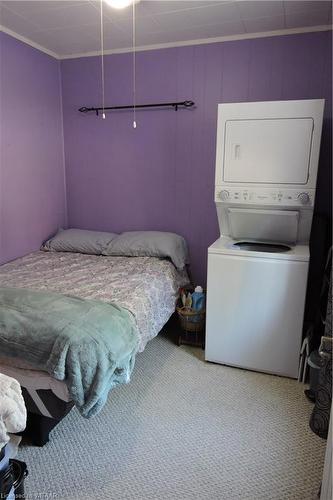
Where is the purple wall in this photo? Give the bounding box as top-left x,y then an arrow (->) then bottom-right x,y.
0,32 -> 66,265
60,31 -> 330,283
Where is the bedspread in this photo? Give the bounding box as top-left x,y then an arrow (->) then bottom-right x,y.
0,251 -> 189,352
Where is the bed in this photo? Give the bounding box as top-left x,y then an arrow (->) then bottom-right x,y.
0,248 -> 189,445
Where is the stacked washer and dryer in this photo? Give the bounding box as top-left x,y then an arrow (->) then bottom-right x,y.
205,99 -> 324,379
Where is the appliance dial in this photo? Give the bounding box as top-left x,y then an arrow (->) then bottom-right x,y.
219,190 -> 230,201
298,192 -> 310,205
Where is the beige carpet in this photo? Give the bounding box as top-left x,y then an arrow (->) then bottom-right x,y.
19,333 -> 326,500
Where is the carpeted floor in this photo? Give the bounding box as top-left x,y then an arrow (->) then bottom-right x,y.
19,332 -> 326,500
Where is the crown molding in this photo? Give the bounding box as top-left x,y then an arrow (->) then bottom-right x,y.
0,25 -> 60,59
1,23 -> 331,61
60,24 -> 332,60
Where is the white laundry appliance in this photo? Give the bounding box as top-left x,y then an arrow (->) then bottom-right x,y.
205,99 -> 324,378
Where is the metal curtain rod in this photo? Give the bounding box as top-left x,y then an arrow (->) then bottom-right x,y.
78,100 -> 195,116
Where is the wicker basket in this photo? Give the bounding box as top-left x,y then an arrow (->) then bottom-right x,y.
176,306 -> 206,333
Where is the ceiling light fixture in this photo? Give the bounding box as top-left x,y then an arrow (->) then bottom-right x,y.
104,0 -> 139,10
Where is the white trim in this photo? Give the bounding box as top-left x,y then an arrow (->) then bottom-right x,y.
60,25 -> 332,60
1,23 -> 332,61
0,25 -> 60,59
320,409 -> 332,500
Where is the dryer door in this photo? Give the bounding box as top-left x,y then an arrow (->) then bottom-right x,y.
223,118 -> 314,184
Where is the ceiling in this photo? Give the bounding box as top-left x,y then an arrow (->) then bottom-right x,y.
0,0 -> 332,58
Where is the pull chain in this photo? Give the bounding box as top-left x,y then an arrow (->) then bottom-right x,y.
132,0 -> 137,129
100,0 -> 106,119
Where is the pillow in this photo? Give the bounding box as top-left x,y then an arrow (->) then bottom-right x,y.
103,231 -> 189,269
41,229 -> 118,255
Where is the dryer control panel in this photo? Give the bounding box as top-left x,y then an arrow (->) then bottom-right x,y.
215,187 -> 314,206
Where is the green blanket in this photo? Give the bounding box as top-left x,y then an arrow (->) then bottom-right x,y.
0,287 -> 139,418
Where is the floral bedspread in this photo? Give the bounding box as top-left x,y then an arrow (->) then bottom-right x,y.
0,251 -> 189,352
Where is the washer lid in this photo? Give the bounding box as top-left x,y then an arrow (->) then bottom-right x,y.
228,208 -> 299,244
208,236 -> 309,262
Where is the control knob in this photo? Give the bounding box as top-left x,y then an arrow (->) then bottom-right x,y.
219,190 -> 230,201
298,192 -> 310,205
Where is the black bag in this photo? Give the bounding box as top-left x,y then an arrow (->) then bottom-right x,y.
0,459 -> 28,499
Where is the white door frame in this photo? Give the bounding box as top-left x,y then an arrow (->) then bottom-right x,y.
320,408 -> 332,500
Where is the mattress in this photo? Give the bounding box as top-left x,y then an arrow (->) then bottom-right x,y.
0,251 -> 189,417
0,361 -> 72,419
